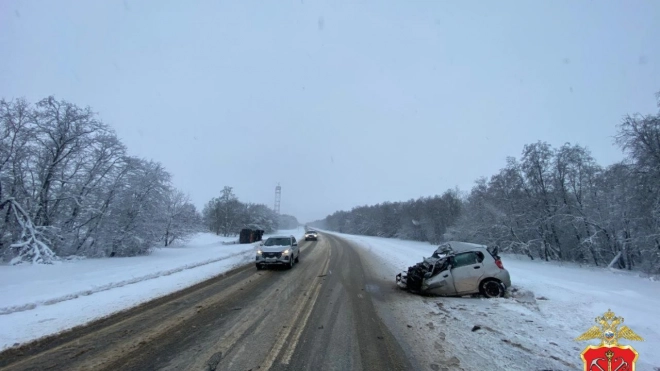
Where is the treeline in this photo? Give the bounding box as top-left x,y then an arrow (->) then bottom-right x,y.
311,191 -> 461,243
312,93 -> 660,273
277,214 -> 300,230
202,186 -> 299,236
0,97 -> 201,264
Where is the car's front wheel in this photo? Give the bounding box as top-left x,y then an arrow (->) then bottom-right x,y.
295,252 -> 299,263
479,279 -> 505,298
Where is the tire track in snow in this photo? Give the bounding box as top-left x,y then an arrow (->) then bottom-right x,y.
0,250 -> 254,316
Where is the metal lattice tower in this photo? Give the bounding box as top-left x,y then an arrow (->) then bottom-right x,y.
274,183 -> 281,215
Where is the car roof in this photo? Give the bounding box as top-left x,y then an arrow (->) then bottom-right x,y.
437,241 -> 488,253
267,235 -> 292,239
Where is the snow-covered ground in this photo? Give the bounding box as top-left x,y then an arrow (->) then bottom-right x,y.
0,228 -> 304,350
328,231 -> 660,371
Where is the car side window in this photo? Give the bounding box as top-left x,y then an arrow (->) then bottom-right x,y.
452,252 -> 478,268
292,237 -> 297,244
475,251 -> 484,263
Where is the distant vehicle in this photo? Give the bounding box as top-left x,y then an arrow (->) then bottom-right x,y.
396,241 -> 511,298
304,230 -> 318,241
256,235 -> 300,270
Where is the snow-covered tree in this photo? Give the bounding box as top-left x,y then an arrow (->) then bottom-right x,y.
202,186 -> 243,237
163,190 -> 200,246
277,214 -> 299,230
242,203 -> 278,233
313,91 -> 660,274
310,191 -> 462,244
0,97 -> 199,263
202,188 -> 281,236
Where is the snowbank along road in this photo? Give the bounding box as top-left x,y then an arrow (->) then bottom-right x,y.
0,233 -> 417,371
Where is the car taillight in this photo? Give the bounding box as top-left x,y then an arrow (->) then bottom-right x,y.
495,259 -> 504,269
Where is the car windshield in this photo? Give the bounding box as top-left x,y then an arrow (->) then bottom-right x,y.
432,244 -> 453,258
264,238 -> 290,246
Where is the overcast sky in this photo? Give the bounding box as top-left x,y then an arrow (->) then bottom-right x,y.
1,1 -> 659,223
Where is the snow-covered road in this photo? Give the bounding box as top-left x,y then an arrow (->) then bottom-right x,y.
329,231 -> 660,371
2,228 -> 657,370
0,229 -> 304,350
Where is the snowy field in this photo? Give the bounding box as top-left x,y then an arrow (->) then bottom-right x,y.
328,231 -> 660,371
0,228 -> 304,350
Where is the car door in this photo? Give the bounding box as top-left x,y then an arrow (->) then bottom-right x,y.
450,252 -> 485,294
425,267 -> 456,296
291,237 -> 298,257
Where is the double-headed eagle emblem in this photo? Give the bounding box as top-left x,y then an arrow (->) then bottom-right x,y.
575,309 -> 644,346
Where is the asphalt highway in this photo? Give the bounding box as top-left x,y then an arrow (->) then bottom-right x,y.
0,233 -> 415,371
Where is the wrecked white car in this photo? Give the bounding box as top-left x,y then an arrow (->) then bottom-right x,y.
396,241 -> 511,298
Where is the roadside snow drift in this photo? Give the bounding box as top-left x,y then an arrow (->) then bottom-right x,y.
328,231 -> 660,371
0,229 -> 303,350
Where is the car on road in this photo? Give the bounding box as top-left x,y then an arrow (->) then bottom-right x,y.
396,241 -> 511,298
304,230 -> 318,241
256,235 -> 300,270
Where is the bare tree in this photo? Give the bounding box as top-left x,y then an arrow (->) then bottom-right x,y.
313,91 -> 660,274
202,188 -> 281,236
163,190 -> 200,246
0,97 -> 199,263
